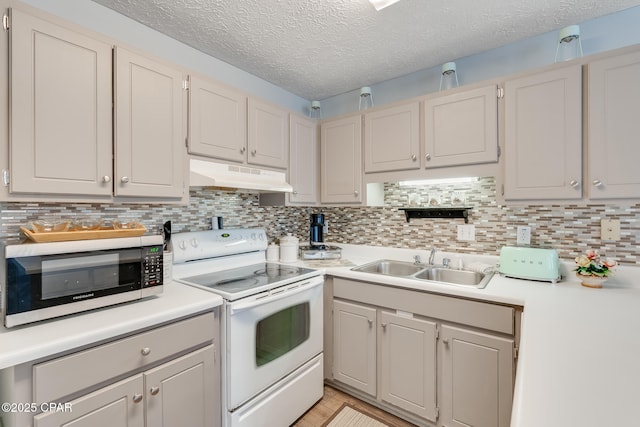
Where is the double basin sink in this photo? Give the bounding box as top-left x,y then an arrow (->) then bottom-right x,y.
351,259 -> 493,289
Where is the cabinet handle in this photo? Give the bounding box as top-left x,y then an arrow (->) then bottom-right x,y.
141,347 -> 151,356
367,319 -> 373,327
569,180 -> 579,188
102,176 -> 111,183
354,190 -> 359,197
425,153 -> 431,161
411,154 -> 417,161
132,393 -> 143,403
150,386 -> 160,396
121,176 -> 130,184
592,179 -> 603,188
251,149 -> 257,156
240,147 -> 246,154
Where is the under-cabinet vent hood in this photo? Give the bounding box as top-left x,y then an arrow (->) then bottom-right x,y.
189,158 -> 293,193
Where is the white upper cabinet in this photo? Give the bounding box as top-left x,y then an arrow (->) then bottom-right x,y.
503,65 -> 583,200
587,49 -> 640,199
289,114 -> 318,204
424,85 -> 498,168
247,98 -> 289,169
9,8 -> 113,196
364,102 -> 420,173
188,76 -> 247,163
321,115 -> 363,204
114,47 -> 185,198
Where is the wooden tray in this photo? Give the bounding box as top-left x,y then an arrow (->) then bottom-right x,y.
20,225 -> 147,243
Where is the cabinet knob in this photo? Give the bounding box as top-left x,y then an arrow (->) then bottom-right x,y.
150,386 -> 160,396
132,393 -> 143,403
411,154 -> 417,161
367,319 -> 373,327
381,322 -> 387,330
292,190 -> 298,195
425,153 -> 431,161
240,147 -> 246,154
569,180 -> 579,188
102,175 -> 111,183
121,176 -> 130,184
592,179 -> 604,188
354,190 -> 359,197
141,347 -> 151,356
443,338 -> 449,346
251,149 -> 257,156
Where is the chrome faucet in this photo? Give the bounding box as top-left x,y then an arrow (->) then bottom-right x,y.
429,247 -> 436,265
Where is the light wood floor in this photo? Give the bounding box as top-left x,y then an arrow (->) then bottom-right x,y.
292,385 -> 417,427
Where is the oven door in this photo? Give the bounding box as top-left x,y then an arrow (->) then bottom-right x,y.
226,275 -> 323,410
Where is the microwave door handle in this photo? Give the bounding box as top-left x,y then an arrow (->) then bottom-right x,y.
229,278 -> 322,315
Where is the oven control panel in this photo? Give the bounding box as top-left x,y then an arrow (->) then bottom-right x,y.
172,228 -> 268,263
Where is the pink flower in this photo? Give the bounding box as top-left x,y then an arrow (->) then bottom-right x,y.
585,249 -> 598,260
604,259 -> 617,269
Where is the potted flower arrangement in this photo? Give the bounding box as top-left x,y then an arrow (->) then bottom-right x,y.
574,249 -> 617,288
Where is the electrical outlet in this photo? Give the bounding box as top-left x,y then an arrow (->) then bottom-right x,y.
457,224 -> 475,241
516,226 -> 531,245
323,220 -> 329,235
601,219 -> 620,241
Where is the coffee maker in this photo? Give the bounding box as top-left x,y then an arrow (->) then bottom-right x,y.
299,213 -> 342,260
310,213 -> 325,248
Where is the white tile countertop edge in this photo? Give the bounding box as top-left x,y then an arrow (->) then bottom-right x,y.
299,243 -> 640,427
0,281 -> 223,370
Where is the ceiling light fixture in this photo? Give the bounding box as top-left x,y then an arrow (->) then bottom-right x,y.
359,86 -> 374,110
555,25 -> 583,62
309,100 -> 321,119
439,62 -> 459,91
368,0 -> 402,11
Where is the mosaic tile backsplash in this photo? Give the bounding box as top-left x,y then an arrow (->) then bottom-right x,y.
2,177 -> 639,265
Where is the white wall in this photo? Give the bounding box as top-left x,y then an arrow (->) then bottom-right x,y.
18,0 -> 311,116
320,5 -> 640,118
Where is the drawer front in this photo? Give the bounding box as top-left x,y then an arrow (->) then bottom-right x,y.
333,278 -> 514,335
33,311 -> 215,403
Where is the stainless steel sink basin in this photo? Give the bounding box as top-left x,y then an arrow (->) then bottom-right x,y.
351,259 -> 425,277
351,259 -> 493,289
414,267 -> 488,287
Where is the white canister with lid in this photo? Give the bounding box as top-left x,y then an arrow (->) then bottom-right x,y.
266,243 -> 280,262
279,234 -> 299,263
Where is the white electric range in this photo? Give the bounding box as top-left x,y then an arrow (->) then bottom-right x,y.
172,228 -> 324,427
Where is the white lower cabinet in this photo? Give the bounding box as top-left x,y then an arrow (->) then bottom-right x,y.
330,278 -> 518,426
332,300 -> 377,396
4,311 -> 220,427
380,311 -> 437,422
440,325 -> 514,427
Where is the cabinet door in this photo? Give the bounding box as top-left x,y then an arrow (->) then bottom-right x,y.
247,98 -> 289,169
34,374 -> 144,427
440,325 -> 514,427
364,102 -> 420,172
424,85 -> 498,168
188,76 -> 247,163
114,47 -> 185,198
321,115 -> 363,203
289,114 -> 318,204
588,50 -> 640,199
380,311 -> 437,422
503,65 -> 582,200
145,345 -> 216,427
9,9 -> 113,196
333,300 -> 376,396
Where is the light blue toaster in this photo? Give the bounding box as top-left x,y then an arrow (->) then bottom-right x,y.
498,246 -> 561,283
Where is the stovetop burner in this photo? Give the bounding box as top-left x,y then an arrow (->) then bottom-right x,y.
180,262 -> 317,297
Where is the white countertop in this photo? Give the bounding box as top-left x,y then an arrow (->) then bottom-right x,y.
0,281 -> 223,370
303,243 -> 640,427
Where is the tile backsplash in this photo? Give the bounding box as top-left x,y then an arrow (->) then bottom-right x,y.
2,177 -> 638,265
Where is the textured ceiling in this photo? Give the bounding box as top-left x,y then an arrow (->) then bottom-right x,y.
90,0 -> 640,100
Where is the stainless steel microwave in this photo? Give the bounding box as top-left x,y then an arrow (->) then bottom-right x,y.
2,235 -> 163,328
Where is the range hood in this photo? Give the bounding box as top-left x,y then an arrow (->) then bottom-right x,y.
189,158 -> 293,193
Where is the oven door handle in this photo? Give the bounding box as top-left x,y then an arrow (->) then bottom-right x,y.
229,277 -> 323,315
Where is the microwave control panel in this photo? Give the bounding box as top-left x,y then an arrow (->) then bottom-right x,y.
142,245 -> 164,287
